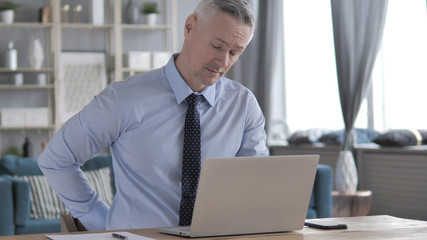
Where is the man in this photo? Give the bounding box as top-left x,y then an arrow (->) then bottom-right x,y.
39,0 -> 268,231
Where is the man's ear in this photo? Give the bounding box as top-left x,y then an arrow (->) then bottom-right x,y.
184,14 -> 197,38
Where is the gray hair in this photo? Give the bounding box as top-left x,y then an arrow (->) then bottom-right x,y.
193,0 -> 256,30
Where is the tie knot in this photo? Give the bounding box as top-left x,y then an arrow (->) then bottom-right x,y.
186,94 -> 201,108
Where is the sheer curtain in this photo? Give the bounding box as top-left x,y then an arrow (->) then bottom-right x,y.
283,0 -> 342,133
331,0 -> 388,193
227,0 -> 286,145
372,0 -> 427,130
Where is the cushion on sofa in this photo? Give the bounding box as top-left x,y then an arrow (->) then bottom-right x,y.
84,167 -> 114,206
0,176 -> 14,235
319,128 -> 380,145
373,129 -> 427,147
81,154 -> 115,194
287,128 -> 331,145
1,175 -> 32,226
16,174 -> 68,220
16,167 -> 114,220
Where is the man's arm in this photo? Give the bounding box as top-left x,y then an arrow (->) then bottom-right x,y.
38,85 -> 123,230
237,92 -> 270,156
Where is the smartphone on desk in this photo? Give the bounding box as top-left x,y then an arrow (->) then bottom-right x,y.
304,221 -> 348,230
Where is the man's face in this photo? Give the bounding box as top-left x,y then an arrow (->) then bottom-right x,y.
179,11 -> 252,92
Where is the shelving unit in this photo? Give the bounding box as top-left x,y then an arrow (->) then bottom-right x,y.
0,0 -> 177,157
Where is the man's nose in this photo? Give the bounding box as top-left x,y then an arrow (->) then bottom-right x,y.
215,51 -> 229,68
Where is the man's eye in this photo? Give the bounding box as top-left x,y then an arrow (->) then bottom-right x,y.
212,44 -> 221,50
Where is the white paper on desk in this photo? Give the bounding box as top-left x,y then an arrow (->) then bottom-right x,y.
46,231 -> 154,240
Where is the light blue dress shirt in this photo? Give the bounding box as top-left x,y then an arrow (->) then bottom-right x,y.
38,54 -> 269,231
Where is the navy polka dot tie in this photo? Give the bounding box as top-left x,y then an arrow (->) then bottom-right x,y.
179,94 -> 202,226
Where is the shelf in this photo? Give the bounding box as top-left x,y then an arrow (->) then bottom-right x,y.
0,68 -> 54,73
122,68 -> 151,73
0,125 -> 55,131
59,23 -> 170,30
60,23 -> 114,29
121,24 -> 172,30
0,84 -> 54,90
0,22 -> 53,29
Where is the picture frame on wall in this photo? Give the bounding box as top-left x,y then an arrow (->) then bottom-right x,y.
59,52 -> 107,124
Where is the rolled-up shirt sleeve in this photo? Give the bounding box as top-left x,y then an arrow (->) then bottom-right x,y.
38,85 -> 123,230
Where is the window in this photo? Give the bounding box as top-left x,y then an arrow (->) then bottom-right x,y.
283,0 -> 344,132
372,0 -> 427,130
283,0 -> 427,134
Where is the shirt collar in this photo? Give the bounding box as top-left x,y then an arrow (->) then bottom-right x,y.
165,53 -> 216,107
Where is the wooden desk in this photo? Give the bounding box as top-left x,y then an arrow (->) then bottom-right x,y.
1,215 -> 427,239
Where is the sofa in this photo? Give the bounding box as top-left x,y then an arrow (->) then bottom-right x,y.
306,164 -> 333,219
0,154 -> 114,236
0,176 -> 14,235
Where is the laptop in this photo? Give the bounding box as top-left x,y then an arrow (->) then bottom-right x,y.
159,155 -> 319,238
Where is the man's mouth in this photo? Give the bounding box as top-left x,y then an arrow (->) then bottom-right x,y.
208,68 -> 219,73
206,66 -> 223,75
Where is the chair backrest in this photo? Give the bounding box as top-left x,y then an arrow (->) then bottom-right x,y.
60,214 -> 87,233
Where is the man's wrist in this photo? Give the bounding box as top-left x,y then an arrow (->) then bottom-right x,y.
75,200 -> 109,231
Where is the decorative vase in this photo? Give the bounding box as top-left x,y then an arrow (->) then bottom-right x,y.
37,73 -> 47,85
28,38 -> 44,69
0,10 -> 14,24
335,150 -> 358,194
145,13 -> 158,26
5,41 -> 17,70
14,73 -> 23,85
91,0 -> 104,25
127,0 -> 139,24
